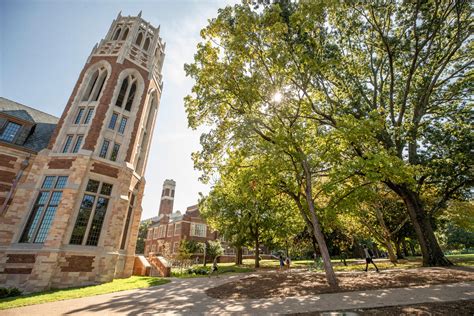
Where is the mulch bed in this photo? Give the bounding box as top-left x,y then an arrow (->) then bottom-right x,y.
206,267 -> 474,299
290,299 -> 474,315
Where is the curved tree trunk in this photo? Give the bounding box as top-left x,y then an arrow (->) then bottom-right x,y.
386,182 -> 451,266
302,159 -> 338,288
236,246 -> 243,265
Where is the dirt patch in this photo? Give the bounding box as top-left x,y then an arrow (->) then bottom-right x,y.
206,267 -> 474,299
290,299 -> 474,315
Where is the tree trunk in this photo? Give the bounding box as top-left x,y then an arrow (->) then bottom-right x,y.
386,241 -> 398,264
255,227 -> 260,268
395,239 -> 404,259
402,238 -> 409,257
236,246 -> 243,265
409,241 -> 416,256
374,208 -> 398,264
302,159 -> 338,288
386,182 -> 451,266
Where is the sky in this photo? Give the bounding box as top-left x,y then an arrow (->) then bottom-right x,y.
0,0 -> 238,220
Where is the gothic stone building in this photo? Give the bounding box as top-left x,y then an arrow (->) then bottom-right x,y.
0,12 -> 165,292
144,180 -> 219,257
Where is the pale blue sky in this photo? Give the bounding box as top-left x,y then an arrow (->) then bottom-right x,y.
0,0 -> 237,220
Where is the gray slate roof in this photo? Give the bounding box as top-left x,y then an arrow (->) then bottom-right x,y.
0,97 -> 59,152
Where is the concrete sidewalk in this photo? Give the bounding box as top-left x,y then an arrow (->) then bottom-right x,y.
3,275 -> 474,315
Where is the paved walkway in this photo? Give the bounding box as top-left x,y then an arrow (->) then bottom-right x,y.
4,274 -> 474,315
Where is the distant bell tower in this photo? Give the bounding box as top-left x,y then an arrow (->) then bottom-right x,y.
158,179 -> 175,216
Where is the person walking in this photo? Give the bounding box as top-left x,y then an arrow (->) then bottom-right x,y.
279,254 -> 285,271
363,245 -> 379,272
209,257 -> 219,277
285,256 -> 291,271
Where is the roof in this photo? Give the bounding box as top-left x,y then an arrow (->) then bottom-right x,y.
0,97 -> 59,151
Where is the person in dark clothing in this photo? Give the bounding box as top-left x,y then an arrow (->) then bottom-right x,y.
363,245 -> 379,272
279,254 -> 285,271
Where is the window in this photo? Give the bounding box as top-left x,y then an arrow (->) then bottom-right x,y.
167,224 -> 173,237
120,193 -> 135,249
190,223 -> 206,237
84,108 -> 94,124
115,75 -> 138,111
62,135 -> 73,153
74,108 -> 84,124
110,143 -> 120,161
121,28 -> 129,40
70,180 -> 113,246
147,229 -> 152,240
108,113 -> 118,130
113,27 -> 121,40
118,117 -> 127,134
115,78 -> 128,108
0,121 -> 21,143
143,37 -> 151,51
174,223 -> 181,236
153,227 -> 158,239
20,176 -> 68,243
72,135 -> 83,153
82,67 -> 107,102
159,225 -> 166,238
125,83 -> 136,111
135,32 -> 143,46
99,140 -> 110,158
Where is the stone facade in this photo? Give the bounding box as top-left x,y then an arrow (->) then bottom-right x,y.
0,12 -> 165,292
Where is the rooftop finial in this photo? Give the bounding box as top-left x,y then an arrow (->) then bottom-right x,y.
117,10 -> 122,18
138,10 -> 142,17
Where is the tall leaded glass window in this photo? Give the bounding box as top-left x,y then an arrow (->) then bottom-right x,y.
99,140 -> 110,158
118,117 -> 127,134
72,135 -> 83,153
20,176 -> 68,243
110,143 -> 120,162
108,113 -> 118,130
70,179 -> 113,246
84,108 -> 94,124
74,108 -> 84,124
62,135 -> 73,153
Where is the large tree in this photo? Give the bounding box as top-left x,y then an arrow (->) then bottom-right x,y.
187,0 -> 472,268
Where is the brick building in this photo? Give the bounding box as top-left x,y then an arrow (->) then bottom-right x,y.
0,12 -> 165,292
144,180 -> 219,257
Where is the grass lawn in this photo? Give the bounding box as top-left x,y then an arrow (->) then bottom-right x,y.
0,276 -> 170,310
239,253 -> 474,272
171,263 -> 254,278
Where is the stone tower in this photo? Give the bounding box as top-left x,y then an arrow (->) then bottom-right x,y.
158,179 -> 175,216
0,12 -> 165,292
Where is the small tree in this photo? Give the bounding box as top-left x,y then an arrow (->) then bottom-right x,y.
206,240 -> 224,263
175,240 -> 193,273
135,220 -> 150,254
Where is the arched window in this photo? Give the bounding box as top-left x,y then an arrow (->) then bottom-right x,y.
82,67 -> 108,102
135,33 -> 143,46
121,28 -> 129,40
115,78 -> 129,108
113,28 -> 121,40
125,82 -> 136,111
143,37 -> 151,51
115,74 -> 138,111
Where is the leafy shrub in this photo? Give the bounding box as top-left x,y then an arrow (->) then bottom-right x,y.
0,287 -> 22,298
186,268 -> 208,275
